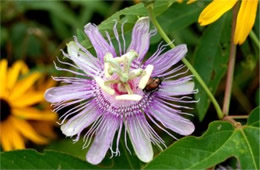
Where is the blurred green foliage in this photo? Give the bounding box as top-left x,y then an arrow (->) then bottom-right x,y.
1,0 -> 259,169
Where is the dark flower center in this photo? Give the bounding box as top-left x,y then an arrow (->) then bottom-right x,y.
0,99 -> 11,122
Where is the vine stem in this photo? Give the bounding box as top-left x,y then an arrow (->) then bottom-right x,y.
222,3 -> 239,116
146,4 -> 224,119
226,115 -> 248,119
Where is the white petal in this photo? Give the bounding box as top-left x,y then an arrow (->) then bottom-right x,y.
149,103 -> 195,136
160,81 -> 195,96
127,17 -> 150,60
67,41 -> 99,76
171,81 -> 194,94
125,117 -> 153,162
61,106 -> 100,137
86,117 -> 119,165
44,85 -> 90,103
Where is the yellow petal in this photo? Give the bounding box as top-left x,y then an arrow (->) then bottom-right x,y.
198,0 -> 238,26
0,59 -> 8,98
7,61 -> 29,90
177,0 -> 183,3
234,0 -> 258,45
10,117 -> 48,144
1,134 -> 12,151
9,125 -> 25,150
12,107 -> 57,121
0,120 -> 13,151
9,72 -> 41,100
11,91 -> 44,107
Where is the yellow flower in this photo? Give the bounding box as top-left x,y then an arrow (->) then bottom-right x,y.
0,59 -> 57,151
198,0 -> 258,45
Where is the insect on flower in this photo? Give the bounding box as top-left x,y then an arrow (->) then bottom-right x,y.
45,17 -> 197,165
144,77 -> 163,92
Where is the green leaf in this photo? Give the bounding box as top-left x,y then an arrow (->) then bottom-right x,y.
144,106 -> 260,169
78,1 -> 174,50
149,1 -> 204,45
46,138 -> 142,169
46,138 -> 86,160
193,12 -> 232,121
76,29 -> 88,43
0,149 -> 96,169
159,2 -> 204,33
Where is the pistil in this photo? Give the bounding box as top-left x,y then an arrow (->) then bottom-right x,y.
95,50 -> 154,101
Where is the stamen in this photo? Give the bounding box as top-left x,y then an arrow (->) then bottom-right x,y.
115,94 -> 142,101
94,77 -> 115,95
138,64 -> 154,89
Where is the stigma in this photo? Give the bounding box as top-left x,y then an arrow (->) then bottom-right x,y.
94,51 -> 154,101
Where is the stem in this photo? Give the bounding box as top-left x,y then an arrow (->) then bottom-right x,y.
222,3 -> 239,116
223,116 -> 242,128
227,115 -> 249,119
146,4 -> 224,119
249,31 -> 260,49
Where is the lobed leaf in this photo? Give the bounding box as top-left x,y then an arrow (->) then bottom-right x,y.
0,149 -> 95,169
144,106 -> 260,169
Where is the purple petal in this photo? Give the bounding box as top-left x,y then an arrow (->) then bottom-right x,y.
127,17 -> 150,61
84,24 -> 116,62
44,84 -> 92,103
86,115 -> 119,165
146,44 -> 187,76
61,105 -> 100,137
125,115 -> 153,163
149,100 -> 195,136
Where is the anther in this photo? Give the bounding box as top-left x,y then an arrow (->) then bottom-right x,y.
115,94 -> 142,101
94,77 -> 115,95
138,64 -> 154,89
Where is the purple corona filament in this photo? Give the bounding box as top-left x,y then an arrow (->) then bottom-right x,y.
45,17 -> 196,165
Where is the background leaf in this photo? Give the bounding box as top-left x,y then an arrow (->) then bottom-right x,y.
159,2 -> 203,34
193,12 -> 232,121
46,138 -> 86,160
144,106 -> 260,169
78,0 -> 175,50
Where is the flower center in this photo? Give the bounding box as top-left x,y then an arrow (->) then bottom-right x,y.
0,99 -> 11,122
94,50 -> 154,101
